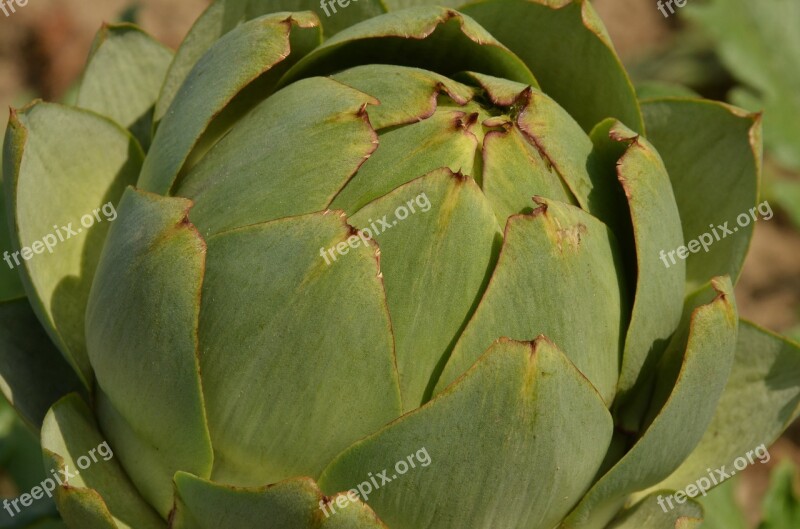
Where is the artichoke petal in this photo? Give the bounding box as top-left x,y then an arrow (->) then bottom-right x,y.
319,337 -> 613,529
562,277 -> 737,529
459,71 -> 529,106
76,23 -> 173,151
175,76 -> 379,236
349,168 -> 503,410
435,197 -> 627,404
641,98 -> 762,292
481,124 -> 576,223
41,394 -> 165,529
171,473 -> 388,529
2,102 -> 143,386
514,85 -> 623,222
85,188 -> 213,516
332,64 -> 475,130
199,211 -> 401,486
140,11 -> 322,195
0,299 -> 83,431
330,105 -> 481,214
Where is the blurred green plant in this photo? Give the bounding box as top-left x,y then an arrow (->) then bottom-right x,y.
697,479 -> 747,529
759,461 -> 800,529
628,29 -> 732,101
631,0 -> 800,231
699,459 -> 800,529
686,0 -> 800,172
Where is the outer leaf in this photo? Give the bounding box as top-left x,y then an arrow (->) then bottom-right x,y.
436,198 -> 627,405
40,394 -> 165,529
320,338 -> 613,529
244,0 -> 387,37
591,122 -> 686,415
0,390 -> 63,526
140,12 -> 321,195
172,473 -> 387,529
76,24 -> 173,150
154,0 -> 386,124
199,212 -> 401,486
2,103 -> 143,386
0,299 -> 83,430
605,491 -> 703,529
636,81 -> 700,100
461,0 -> 643,133
687,0 -> 800,170
0,503 -> 60,529
280,6 -> 538,88
0,180 -> 24,302
641,99 -> 761,291
350,169 -> 503,409
85,188 -> 213,516
637,320 -> 800,499
0,397 -> 58,527
562,277 -> 738,529
175,76 -> 378,236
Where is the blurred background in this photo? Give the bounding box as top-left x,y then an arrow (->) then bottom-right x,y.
0,0 -> 798,527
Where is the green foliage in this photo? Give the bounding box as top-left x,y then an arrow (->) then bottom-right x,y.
686,0 -> 800,171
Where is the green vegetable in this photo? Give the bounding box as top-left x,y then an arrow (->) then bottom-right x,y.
1,1 -> 798,528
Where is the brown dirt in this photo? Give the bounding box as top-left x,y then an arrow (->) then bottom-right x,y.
737,219 -> 800,333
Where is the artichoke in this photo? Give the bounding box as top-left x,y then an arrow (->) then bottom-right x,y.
1,1 -> 799,528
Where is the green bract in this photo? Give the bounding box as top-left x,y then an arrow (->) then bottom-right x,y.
1,1 -> 798,528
